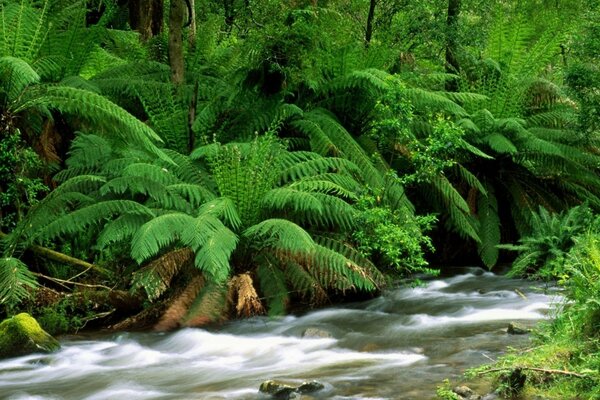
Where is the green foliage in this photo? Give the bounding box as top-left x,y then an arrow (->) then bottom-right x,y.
353,191 -> 437,277
503,205 -> 599,280
0,257 -> 37,308
435,379 -> 461,400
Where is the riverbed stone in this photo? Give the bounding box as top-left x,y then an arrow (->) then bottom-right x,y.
453,385 -> 474,397
259,380 -> 325,399
0,313 -> 60,359
302,327 -> 333,339
507,322 -> 531,334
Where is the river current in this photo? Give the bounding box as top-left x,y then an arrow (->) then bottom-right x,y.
0,268 -> 559,400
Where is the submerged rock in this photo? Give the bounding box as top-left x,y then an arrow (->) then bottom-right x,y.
302,327 -> 333,339
259,380 -> 324,399
0,313 -> 60,359
507,322 -> 531,334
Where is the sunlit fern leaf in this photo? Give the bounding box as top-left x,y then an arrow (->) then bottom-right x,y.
287,179 -> 358,201
122,163 -> 182,186
34,200 -> 154,244
130,248 -> 194,302
243,219 -> 315,254
131,213 -> 194,264
181,282 -> 229,327
160,149 -> 211,187
278,157 -> 360,184
256,262 -> 289,316
308,244 -> 377,292
167,184 -> 215,210
182,215 -> 236,283
96,213 -> 151,250
307,193 -> 356,231
197,197 -> 242,230
0,0 -> 49,61
477,184 -> 501,268
313,235 -> 385,286
0,257 -> 37,307
0,56 -> 40,100
15,86 -> 169,161
261,188 -> 323,215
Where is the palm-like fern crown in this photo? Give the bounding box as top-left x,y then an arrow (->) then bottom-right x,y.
6,131 -> 381,318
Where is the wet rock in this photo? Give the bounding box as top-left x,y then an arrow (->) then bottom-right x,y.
453,385 -> 474,397
481,394 -> 499,400
302,327 -> 333,339
259,380 -> 324,399
259,380 -> 296,399
297,381 -> 324,393
507,322 -> 531,334
0,313 -> 60,359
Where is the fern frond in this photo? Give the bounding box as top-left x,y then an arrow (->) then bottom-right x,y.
262,188 -> 323,215
131,248 -> 194,301
181,214 -> 237,283
256,262 -> 289,316
0,56 -> 40,101
35,200 -> 154,243
197,197 -> 242,230
182,282 -> 229,327
0,257 -> 37,307
96,213 -> 150,250
477,185 -> 501,268
16,86 -> 169,161
243,219 -> 315,253
130,213 -> 194,264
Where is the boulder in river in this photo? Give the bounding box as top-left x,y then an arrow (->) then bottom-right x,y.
507,322 -> 531,334
0,313 -> 60,359
259,380 -> 325,399
302,327 -> 333,339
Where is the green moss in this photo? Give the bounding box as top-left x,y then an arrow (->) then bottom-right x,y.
0,313 -> 60,359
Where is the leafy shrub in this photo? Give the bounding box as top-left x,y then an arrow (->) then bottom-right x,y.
503,204 -> 599,280
353,190 -> 437,277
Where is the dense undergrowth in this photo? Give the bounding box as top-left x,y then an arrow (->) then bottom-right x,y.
0,0 -> 599,333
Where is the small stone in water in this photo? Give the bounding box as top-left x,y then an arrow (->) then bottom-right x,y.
507,322 -> 530,334
453,385 -> 474,397
259,380 -> 325,399
302,327 -> 333,339
297,381 -> 325,394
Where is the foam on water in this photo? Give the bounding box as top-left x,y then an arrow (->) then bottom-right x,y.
0,269 -> 559,400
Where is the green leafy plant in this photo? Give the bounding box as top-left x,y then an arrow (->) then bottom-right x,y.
502,204 -> 599,280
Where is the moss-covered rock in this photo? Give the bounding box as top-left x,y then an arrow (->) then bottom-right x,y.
0,313 -> 60,359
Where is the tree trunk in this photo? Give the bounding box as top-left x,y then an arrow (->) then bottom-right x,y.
445,0 -> 461,92
365,0 -> 377,48
169,0 -> 186,85
188,0 -> 196,48
129,0 -> 164,41
0,231 -> 108,275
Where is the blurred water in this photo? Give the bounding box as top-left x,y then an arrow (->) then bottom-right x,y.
0,268 -> 559,400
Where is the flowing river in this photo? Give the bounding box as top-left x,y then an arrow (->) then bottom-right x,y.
0,268 -> 559,400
